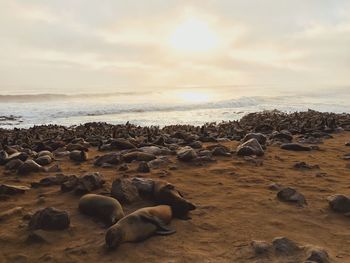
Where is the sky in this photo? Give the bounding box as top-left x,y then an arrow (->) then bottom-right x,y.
0,0 -> 350,95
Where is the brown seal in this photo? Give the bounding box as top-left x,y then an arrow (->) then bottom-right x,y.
105,205 -> 175,249
153,180 -> 196,219
79,194 -> 124,226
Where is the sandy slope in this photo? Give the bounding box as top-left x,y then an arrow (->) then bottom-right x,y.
1,132 -> 350,263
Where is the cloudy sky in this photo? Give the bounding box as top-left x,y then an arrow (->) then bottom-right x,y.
0,0 -> 349,95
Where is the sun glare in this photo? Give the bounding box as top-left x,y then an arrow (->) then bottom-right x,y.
169,18 -> 219,52
177,91 -> 210,103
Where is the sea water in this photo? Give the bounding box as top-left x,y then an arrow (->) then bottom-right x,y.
0,88 -> 349,128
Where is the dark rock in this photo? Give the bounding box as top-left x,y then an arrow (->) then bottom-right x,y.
277,187 -> 307,206
111,178 -> 140,203
60,175 -> 79,192
237,138 -> 264,156
28,207 -> 70,230
74,172 -> 105,195
281,143 -> 311,151
346,142 -> 350,147
130,177 -> 155,196
272,237 -> 301,255
137,161 -> 150,173
177,146 -> 197,162
306,248 -> 330,263
327,194 -> 350,213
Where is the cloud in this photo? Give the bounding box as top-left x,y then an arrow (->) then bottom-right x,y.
0,0 -> 349,94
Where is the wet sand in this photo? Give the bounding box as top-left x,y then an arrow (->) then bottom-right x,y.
1,132 -> 350,262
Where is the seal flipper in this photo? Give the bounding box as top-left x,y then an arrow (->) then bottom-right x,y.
139,215 -> 176,235
155,228 -> 176,235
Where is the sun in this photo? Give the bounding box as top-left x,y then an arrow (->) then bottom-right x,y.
169,18 -> 219,52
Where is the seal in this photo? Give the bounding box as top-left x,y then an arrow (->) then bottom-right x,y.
79,194 -> 124,226
69,150 -> 88,162
153,180 -> 196,219
105,205 -> 175,249
17,160 -> 46,175
17,160 -> 60,175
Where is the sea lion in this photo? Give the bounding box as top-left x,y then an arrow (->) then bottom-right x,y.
66,143 -> 89,152
5,159 -> 24,170
37,150 -> 54,159
17,160 -> 60,175
69,150 -> 88,162
7,152 -> 28,162
35,155 -> 52,166
153,181 -> 196,219
79,194 -> 124,225
281,143 -> 311,151
105,205 -> 175,249
4,145 -> 18,155
0,150 -> 8,165
17,160 -> 45,175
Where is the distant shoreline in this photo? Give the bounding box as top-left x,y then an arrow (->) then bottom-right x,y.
1,109 -> 350,132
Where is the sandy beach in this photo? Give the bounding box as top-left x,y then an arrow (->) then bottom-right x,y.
2,1 -> 350,262
0,111 -> 350,263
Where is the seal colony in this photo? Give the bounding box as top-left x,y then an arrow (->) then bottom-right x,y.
0,110 -> 350,262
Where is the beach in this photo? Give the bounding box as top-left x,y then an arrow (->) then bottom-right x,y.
1,111 -> 350,262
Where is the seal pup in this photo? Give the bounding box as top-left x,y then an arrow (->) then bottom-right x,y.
79,194 -> 124,226
105,205 -> 175,249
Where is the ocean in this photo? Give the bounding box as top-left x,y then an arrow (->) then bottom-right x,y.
0,88 -> 349,129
